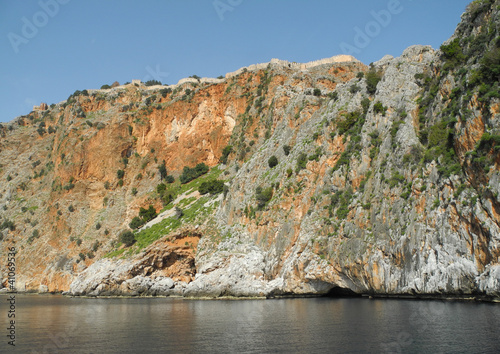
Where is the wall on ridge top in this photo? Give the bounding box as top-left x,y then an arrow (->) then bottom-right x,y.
225,55 -> 358,78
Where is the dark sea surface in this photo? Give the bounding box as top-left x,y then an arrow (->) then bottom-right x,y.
1,294 -> 500,353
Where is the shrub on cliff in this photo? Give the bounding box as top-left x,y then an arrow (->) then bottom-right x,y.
174,207 -> 184,219
161,191 -> 175,206
440,38 -> 465,70
199,180 -> 224,195
220,145 -> 233,164
337,111 -> 360,135
119,231 -> 135,247
158,162 -> 167,180
160,88 -> 172,97
373,102 -> 387,116
365,68 -> 381,95
139,205 -> 157,223
157,183 -> 167,194
179,163 -> 209,184
145,80 -> 162,86
296,153 -> 308,172
268,156 -> 278,168
129,216 -> 145,230
0,219 -> 15,231
36,126 -> 46,136
255,186 -> 273,209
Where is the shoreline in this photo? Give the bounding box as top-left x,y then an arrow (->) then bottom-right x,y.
1,289 -> 499,303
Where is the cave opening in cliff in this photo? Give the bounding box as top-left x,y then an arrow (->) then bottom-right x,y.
324,287 -> 361,298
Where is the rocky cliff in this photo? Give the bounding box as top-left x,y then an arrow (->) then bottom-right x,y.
1,0 -> 500,299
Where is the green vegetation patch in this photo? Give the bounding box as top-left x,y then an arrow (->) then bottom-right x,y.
179,163 -> 209,184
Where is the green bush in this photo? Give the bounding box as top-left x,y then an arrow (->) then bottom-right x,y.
139,205 -> 157,223
157,183 -> 167,194
268,155 -> 278,168
337,111 -> 360,135
129,216 -> 145,230
117,169 -> 125,179
100,84 -> 111,89
145,80 -> 162,86
361,98 -> 371,114
255,186 -> 273,209
328,92 -> 339,101
283,145 -> 291,156
220,145 -> 233,164
129,204 -> 158,230
391,120 -> 404,140
296,152 -> 308,172
37,126 -> 46,136
161,191 -> 175,206
373,102 -> 387,116
92,241 -> 100,252
165,175 -> 175,183
440,38 -> 465,70
159,88 -> 172,97
199,180 -> 224,195
313,88 -> 322,97
0,219 -> 15,231
477,132 -> 500,152
308,147 -> 323,162
365,68 -> 381,95
349,84 -> 360,94
478,47 -> 500,84
428,122 -> 450,148
439,162 -> 462,178
179,163 -> 209,184
119,231 -> 136,247
389,172 -> 405,188
174,207 -> 184,219
330,188 -> 353,219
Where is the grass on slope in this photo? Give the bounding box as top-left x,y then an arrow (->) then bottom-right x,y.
105,165 -> 224,258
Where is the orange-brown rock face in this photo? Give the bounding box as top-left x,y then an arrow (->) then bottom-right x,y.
132,231 -> 201,283
2,3 -> 500,300
0,58 -> 367,293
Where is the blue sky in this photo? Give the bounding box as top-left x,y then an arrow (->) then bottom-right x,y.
0,0 -> 471,123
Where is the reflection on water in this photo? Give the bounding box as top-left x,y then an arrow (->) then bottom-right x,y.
2,294 -> 500,353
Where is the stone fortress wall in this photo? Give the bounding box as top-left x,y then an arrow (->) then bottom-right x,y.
225,54 -> 358,78
87,55 -> 358,96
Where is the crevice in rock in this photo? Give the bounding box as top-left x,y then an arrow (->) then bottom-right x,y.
324,286 -> 361,298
